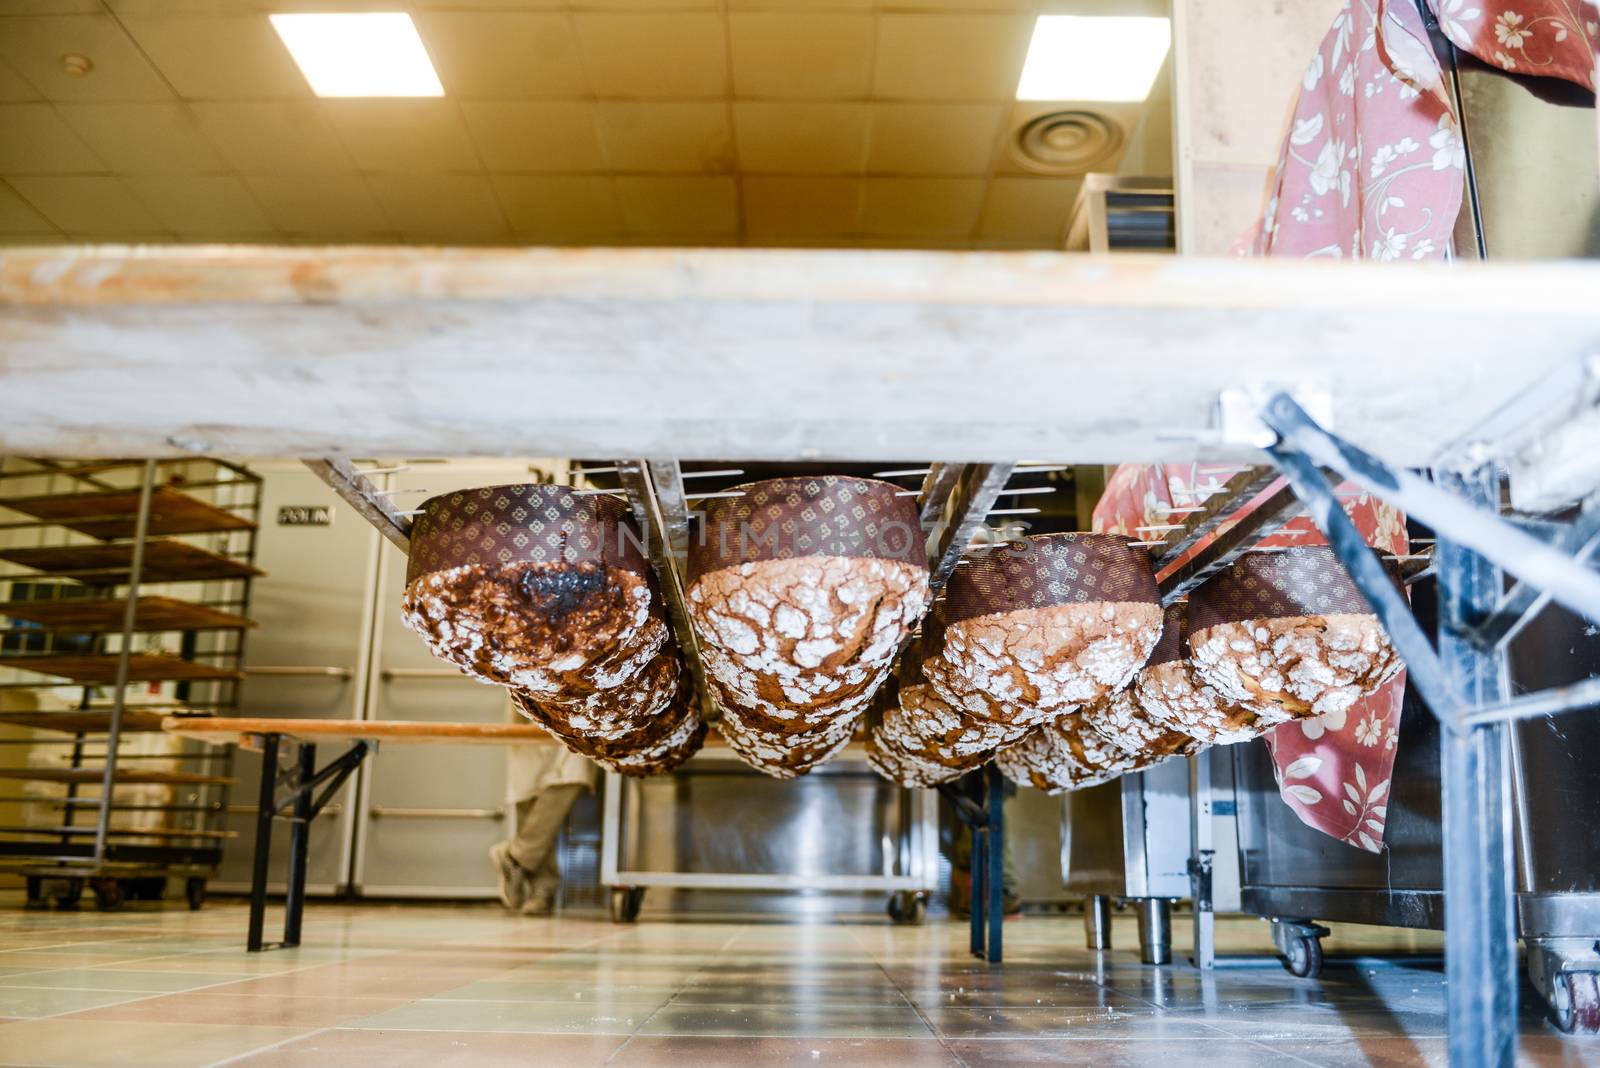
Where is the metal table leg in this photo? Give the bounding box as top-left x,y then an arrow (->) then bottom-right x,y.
1136,898 -> 1173,966
282,742 -> 316,949
986,765 -> 1004,964
1436,467 -> 1518,1067
1085,894 -> 1113,950
246,732 -> 280,953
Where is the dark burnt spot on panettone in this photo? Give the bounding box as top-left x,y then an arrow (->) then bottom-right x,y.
516,561 -> 614,618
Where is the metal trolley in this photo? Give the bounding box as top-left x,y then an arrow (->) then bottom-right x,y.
0,457 -> 262,910
599,744 -> 940,924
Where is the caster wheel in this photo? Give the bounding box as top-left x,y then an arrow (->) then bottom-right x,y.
609,886 -> 644,924
24,876 -> 47,911
53,878 -> 84,911
185,878 -> 207,911
1281,933 -> 1324,979
93,879 -> 126,912
887,891 -> 927,925
1549,971 -> 1600,1034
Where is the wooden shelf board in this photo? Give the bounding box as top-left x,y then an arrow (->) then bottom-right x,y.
0,767 -> 235,786
0,654 -> 243,684
166,716 -> 552,747
0,709 -> 174,733
0,825 -> 234,840
0,596 -> 254,634
0,540 -> 262,585
1,486 -> 255,541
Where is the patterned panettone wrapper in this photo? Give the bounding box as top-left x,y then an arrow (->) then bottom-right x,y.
405,484 -> 648,587
942,533 -> 1157,625
1147,602 -> 1186,668
1187,547 -> 1398,633
686,476 -> 926,583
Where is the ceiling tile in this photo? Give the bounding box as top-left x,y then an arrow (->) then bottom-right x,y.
190,101 -> 354,174
866,103 -> 1004,174
57,103 -> 225,174
726,0 -> 871,9
0,180 -> 55,232
574,14 -> 727,100
413,12 -> 587,98
879,0 -> 1038,10
0,15 -> 174,102
859,176 -> 984,237
463,102 -> 605,173
976,175 -> 1077,242
742,176 -> 859,240
872,15 -> 1034,100
596,102 -> 733,174
0,58 -> 39,101
324,101 -> 481,174
123,174 -> 271,236
728,14 -> 873,100
492,175 -> 622,243
365,174 -> 511,243
0,104 -> 103,173
119,14 -> 309,100
615,175 -> 737,236
5,175 -> 163,233
245,174 -> 391,237
734,102 -> 868,175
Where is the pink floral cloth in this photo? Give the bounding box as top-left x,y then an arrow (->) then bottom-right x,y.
1092,465 -> 1409,852
1190,0 -> 1595,849
1433,0 -> 1598,89
1251,0 -> 1464,261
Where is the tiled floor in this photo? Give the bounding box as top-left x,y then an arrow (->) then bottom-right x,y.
0,896 -> 1590,1067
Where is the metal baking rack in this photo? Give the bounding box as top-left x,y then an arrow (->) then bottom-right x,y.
0,457 -> 263,910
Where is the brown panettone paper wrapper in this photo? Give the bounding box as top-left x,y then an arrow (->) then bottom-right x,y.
687,476 -> 926,583
1131,602 -> 1287,744
1189,548 -> 1402,720
402,485 -> 656,690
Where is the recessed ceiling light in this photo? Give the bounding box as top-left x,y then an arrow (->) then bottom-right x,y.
1016,16 -> 1170,102
270,12 -> 443,98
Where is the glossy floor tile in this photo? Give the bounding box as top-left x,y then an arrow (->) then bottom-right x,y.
0,894 -> 1590,1067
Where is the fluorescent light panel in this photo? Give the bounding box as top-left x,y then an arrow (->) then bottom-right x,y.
1016,15 -> 1171,102
270,12 -> 443,98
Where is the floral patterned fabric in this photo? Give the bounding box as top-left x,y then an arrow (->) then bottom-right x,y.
1251,0 -> 1464,262
1093,464 -> 1410,853
1433,0 -> 1599,89
1191,0 -> 1594,849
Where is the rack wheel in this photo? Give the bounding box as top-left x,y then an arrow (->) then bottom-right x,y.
887,891 -> 927,925
92,879 -> 125,912
1549,971 -> 1600,1035
185,878 -> 207,911
609,886 -> 645,923
53,878 -> 84,910
1281,931 -> 1324,979
24,876 -> 47,910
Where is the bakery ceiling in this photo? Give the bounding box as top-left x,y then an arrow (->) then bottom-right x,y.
0,1 -> 1171,249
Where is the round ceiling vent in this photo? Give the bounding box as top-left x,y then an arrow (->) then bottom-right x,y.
1013,110 -> 1125,176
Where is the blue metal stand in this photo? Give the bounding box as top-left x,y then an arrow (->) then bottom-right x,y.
1257,393 -> 1553,1068
940,765 -> 1005,963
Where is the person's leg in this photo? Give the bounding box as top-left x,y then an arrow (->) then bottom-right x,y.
488,798 -> 535,910
509,783 -> 583,915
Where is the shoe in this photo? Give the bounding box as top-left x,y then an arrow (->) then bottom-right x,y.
520,891 -> 556,917
489,842 -> 528,910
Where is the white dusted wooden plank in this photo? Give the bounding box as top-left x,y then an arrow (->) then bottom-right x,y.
1,245 -> 1597,464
